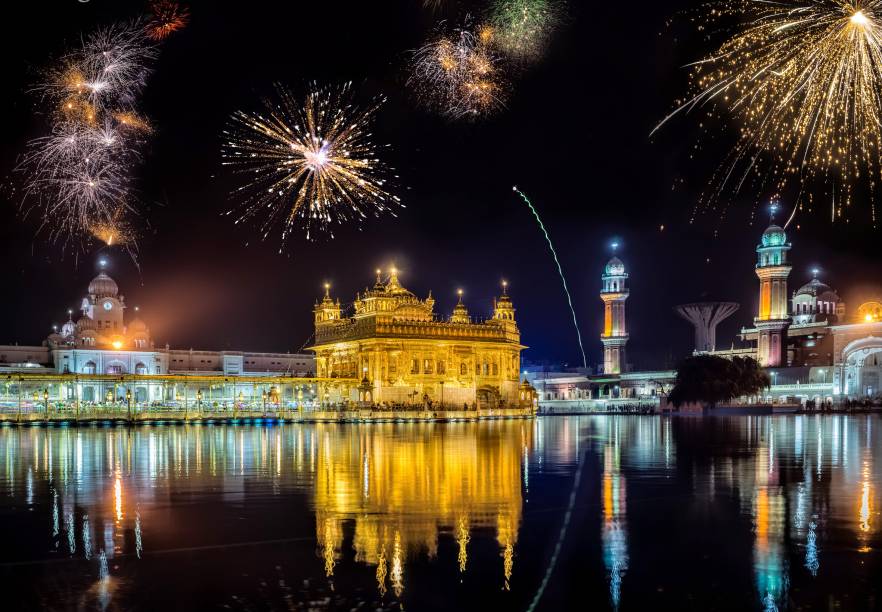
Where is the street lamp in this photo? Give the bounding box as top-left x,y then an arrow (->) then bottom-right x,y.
126,388 -> 133,421
43,389 -> 49,420
196,389 -> 203,415
439,380 -> 445,409
261,390 -> 268,416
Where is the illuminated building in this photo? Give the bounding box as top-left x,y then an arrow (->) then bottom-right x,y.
0,265 -> 315,407
751,224 -> 793,367
719,221 -> 882,401
600,255 -> 629,375
309,268 -> 528,408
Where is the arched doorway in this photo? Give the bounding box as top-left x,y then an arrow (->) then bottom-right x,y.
840,337 -> 882,398
476,386 -> 500,410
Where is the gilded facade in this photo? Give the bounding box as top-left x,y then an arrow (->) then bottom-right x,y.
310,269 -> 526,408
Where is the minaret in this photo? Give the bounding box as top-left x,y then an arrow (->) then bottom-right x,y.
754,222 -> 792,366
600,250 -> 629,374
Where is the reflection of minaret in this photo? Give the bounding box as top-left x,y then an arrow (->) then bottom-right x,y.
754,220 -> 792,367
753,437 -> 787,610
600,249 -> 629,374
602,439 -> 628,609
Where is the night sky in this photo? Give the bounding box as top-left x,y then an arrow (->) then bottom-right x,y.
2,0 -> 881,369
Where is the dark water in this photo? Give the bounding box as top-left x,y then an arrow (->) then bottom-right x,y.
0,416 -> 878,611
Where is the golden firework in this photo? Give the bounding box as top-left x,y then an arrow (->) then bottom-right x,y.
655,0 -> 882,224
221,82 -> 401,247
409,26 -> 508,119
89,208 -> 136,247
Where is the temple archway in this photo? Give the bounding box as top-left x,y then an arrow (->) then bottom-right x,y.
840,336 -> 882,398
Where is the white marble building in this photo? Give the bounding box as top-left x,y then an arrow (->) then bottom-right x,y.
0,268 -> 315,395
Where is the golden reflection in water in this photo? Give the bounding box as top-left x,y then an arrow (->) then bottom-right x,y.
376,547 -> 388,597
456,515 -> 470,573
312,422 -> 531,595
858,449 -> 875,552
114,473 -> 123,523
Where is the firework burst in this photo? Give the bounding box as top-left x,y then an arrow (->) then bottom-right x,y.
146,1 -> 190,41
654,0 -> 882,224
409,26 -> 508,119
487,0 -> 562,61
19,121 -> 138,242
221,82 -> 401,247
40,22 -> 156,116
18,21 -> 157,251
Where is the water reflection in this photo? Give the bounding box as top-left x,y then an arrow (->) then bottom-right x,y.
312,423 -> 529,595
0,416 -> 878,610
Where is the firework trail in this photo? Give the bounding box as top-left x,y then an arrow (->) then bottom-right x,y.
221,82 -> 401,250
654,0 -> 882,225
513,186 -> 587,368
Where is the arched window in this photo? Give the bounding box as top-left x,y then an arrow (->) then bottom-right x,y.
135,362 -> 148,375
460,363 -> 467,375
82,361 -> 96,374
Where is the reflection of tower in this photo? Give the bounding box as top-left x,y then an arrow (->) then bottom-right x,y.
600,256 -> 629,374
754,224 -> 792,366
602,441 -> 628,610
675,302 -> 740,353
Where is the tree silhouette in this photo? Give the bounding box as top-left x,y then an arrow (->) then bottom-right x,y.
668,355 -> 770,408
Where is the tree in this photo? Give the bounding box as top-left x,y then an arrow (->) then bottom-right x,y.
668,355 -> 770,409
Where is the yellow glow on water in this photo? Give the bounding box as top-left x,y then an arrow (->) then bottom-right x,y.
114,474 -> 123,522
457,515 -> 470,573
859,458 -> 872,534
312,422 -> 529,595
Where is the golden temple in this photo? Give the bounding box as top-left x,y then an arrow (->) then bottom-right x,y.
310,268 -> 531,409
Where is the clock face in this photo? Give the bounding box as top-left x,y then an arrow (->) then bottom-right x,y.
103,301 -> 113,311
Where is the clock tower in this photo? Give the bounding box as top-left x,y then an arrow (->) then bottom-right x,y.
81,271 -> 126,332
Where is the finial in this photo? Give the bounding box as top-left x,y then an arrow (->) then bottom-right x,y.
375,268 -> 382,284
134,305 -> 140,312
769,199 -> 779,222
389,266 -> 399,285
811,267 -> 820,278
611,241 -> 619,252
457,288 -> 463,303
52,324 -> 58,332
323,282 -> 330,298
501,279 -> 508,295
67,308 -> 73,321
98,258 -> 107,269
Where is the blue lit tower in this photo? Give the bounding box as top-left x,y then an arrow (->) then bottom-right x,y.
754,223 -> 792,366
600,253 -> 629,374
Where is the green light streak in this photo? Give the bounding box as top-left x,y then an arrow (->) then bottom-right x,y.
512,186 -> 587,369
